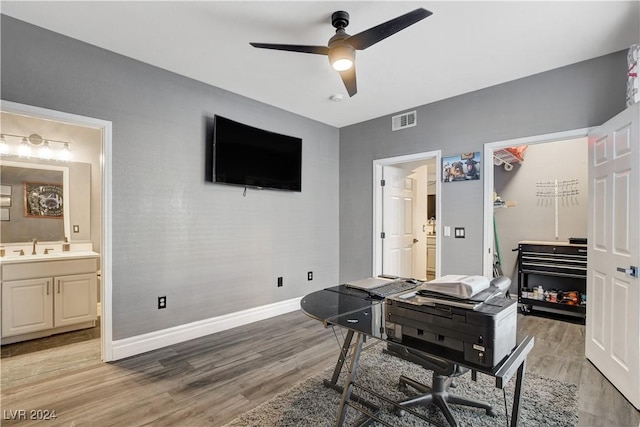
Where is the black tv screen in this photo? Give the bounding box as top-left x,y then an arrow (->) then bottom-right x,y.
211,115 -> 302,192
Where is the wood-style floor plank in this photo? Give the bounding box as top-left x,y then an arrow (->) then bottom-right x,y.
2,310 -> 639,426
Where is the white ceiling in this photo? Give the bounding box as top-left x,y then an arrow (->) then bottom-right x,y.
2,1 -> 639,128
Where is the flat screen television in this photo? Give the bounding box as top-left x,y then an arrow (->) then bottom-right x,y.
210,115 -> 302,192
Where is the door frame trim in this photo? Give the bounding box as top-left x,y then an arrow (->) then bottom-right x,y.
482,128 -> 593,278
373,150 -> 441,278
1,100 -> 114,361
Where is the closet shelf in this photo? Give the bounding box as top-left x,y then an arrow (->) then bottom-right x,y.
493,146 -> 527,171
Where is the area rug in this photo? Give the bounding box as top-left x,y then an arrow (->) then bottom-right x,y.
223,342 -> 578,427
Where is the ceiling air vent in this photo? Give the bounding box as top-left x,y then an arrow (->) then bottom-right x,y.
392,111 -> 417,131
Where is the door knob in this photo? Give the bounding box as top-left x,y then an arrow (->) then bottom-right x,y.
617,266 -> 639,278
413,238 -> 419,243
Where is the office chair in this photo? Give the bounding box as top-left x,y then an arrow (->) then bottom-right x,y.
385,343 -> 497,427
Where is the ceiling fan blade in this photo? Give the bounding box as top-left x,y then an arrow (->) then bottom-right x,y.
339,65 -> 357,97
345,8 -> 432,51
249,42 -> 330,55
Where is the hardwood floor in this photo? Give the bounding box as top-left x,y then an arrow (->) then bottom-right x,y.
1,310 -> 639,426
1,321 -> 101,389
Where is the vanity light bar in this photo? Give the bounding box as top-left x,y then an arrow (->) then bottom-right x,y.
0,133 -> 72,161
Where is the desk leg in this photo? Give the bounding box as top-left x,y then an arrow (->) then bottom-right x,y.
510,360 -> 526,427
335,332 -> 364,427
328,329 -> 355,386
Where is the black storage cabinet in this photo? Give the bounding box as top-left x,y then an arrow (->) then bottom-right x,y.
517,241 -> 587,319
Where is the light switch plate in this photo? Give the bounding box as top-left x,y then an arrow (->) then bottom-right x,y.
444,226 -> 451,237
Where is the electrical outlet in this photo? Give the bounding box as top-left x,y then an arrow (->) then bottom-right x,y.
307,271 -> 313,281
277,277 -> 283,287
158,296 -> 167,309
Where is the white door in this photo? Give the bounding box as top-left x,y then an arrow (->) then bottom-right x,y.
586,102 -> 640,409
382,166 -> 416,277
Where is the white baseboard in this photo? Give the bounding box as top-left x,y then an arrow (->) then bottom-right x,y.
111,297 -> 302,361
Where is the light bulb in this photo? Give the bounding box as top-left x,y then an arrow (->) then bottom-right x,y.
40,140 -> 52,159
332,58 -> 353,71
0,135 -> 8,156
19,138 -> 31,157
59,143 -> 72,161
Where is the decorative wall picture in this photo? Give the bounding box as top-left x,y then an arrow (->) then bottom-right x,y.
0,195 -> 10,207
0,208 -> 9,221
0,184 -> 11,196
24,182 -> 64,218
442,152 -> 481,182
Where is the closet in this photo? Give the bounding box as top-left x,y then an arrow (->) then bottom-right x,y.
492,139 -> 588,320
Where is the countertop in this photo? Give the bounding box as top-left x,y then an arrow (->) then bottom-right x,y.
0,251 -> 100,265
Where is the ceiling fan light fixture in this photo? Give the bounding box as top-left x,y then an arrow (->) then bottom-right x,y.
250,8 -> 432,96
329,45 -> 355,71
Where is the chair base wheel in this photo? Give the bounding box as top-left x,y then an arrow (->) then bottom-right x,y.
487,408 -> 498,417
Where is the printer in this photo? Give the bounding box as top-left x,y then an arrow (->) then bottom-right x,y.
385,290 -> 517,370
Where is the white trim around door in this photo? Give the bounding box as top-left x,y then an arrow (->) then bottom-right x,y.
482,128 -> 593,278
373,150 -> 442,279
1,100 -> 114,361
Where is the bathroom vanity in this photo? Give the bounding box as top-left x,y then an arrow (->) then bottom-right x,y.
0,251 -> 99,344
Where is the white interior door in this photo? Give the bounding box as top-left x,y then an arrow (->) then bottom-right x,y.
382,166 -> 416,278
586,102 -> 640,409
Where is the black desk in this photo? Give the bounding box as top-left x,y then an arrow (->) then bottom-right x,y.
301,285 -> 534,427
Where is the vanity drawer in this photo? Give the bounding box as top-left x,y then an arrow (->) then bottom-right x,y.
1,258 -> 97,281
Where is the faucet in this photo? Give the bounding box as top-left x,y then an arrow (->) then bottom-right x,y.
32,238 -> 37,255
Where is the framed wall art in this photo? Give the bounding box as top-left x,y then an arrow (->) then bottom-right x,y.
24,182 -> 64,218
442,152 -> 481,182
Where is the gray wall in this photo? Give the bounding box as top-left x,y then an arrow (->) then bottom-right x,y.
1,15 -> 340,340
493,138 -> 588,285
339,51 -> 628,282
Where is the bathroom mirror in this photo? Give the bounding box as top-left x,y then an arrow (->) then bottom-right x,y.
0,158 -> 90,244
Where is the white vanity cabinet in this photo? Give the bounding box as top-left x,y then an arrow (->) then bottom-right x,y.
2,277 -> 54,335
0,254 -> 98,343
53,273 -> 97,328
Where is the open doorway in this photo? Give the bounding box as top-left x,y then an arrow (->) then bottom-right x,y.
0,101 -> 113,387
373,151 -> 441,280
482,129 -> 590,310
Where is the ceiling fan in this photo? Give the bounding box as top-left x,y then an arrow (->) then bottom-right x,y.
250,8 -> 433,97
